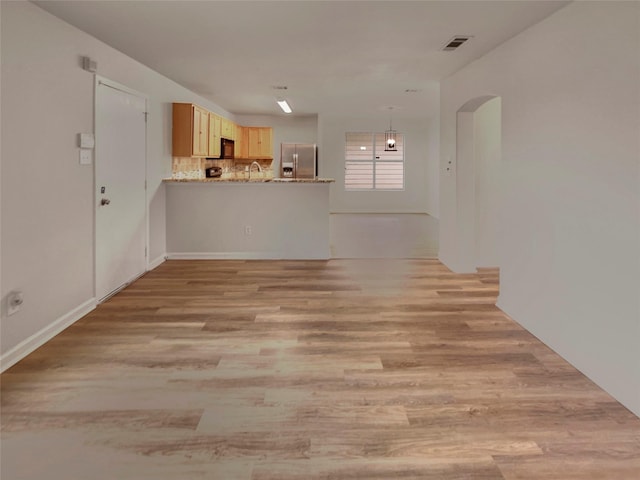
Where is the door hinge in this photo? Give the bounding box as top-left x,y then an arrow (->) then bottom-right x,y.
143,111 -> 149,122
145,247 -> 147,257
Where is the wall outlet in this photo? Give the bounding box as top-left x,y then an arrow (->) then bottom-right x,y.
244,225 -> 252,236
7,291 -> 24,316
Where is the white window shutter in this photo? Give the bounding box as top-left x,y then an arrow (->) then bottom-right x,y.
345,132 -> 404,191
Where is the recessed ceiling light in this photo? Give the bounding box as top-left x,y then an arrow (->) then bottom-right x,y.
276,99 -> 292,114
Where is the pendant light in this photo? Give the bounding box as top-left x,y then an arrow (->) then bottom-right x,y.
385,107 -> 397,151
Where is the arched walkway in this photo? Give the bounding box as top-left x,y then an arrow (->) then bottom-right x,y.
449,95 -> 502,272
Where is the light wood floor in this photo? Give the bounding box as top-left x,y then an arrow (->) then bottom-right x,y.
2,259 -> 639,479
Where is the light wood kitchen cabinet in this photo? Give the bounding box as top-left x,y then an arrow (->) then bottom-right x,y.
193,107 -> 209,156
208,113 -> 221,158
221,117 -> 235,140
234,125 -> 249,159
172,103 -> 209,157
248,127 -> 273,158
173,103 -> 272,159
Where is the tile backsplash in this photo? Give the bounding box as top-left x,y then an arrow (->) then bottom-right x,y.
172,157 -> 274,179
172,157 -> 205,179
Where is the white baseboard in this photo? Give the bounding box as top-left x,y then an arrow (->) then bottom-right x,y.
148,253 -> 167,270
167,251 -> 331,260
0,298 -> 96,373
168,252 -> 282,260
496,295 -> 506,313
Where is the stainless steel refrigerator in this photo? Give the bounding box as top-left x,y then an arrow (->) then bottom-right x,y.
280,143 -> 317,179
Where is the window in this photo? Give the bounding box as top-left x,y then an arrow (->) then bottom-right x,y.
345,132 -> 404,190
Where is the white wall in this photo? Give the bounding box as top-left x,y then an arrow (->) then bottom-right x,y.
474,98 -> 502,267
166,183 -> 331,259
0,1 -> 232,366
319,112 -> 440,215
440,1 -> 640,415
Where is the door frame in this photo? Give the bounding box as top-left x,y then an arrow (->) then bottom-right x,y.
94,75 -> 148,302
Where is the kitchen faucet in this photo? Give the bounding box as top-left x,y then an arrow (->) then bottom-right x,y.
248,161 -> 262,179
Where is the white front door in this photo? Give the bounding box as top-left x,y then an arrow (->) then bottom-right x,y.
95,78 -> 147,301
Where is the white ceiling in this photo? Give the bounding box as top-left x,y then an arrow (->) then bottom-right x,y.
33,0 -> 569,117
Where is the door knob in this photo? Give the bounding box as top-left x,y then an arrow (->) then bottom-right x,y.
101,198 -> 111,206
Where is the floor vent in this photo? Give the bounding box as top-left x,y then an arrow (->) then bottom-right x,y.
443,36 -> 472,51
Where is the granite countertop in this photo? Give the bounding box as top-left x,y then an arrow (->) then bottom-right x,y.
163,177 -> 335,183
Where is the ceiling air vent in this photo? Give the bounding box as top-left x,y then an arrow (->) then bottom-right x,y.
443,36 -> 472,51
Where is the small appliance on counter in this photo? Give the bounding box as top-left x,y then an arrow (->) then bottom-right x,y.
280,143 -> 317,179
205,166 -> 222,178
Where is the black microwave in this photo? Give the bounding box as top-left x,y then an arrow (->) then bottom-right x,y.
221,138 -> 234,159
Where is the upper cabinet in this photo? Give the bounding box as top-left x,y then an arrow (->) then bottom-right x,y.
233,126 -> 273,159
172,103 -> 208,157
247,127 -> 273,159
173,103 -> 273,159
208,113 -> 221,158
235,125 -> 249,159
192,106 -> 209,156
221,117 -> 235,140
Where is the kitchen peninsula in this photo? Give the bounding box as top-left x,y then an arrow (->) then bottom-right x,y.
167,101 -> 332,259
164,178 -> 334,260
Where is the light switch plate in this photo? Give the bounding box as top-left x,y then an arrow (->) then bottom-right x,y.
80,149 -> 92,165
78,133 -> 95,149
